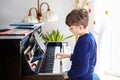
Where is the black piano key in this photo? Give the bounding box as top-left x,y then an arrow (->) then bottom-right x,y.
42,46 -> 56,73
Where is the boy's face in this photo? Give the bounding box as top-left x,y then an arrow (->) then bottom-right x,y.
69,25 -> 82,36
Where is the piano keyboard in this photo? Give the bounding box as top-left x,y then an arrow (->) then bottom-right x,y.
42,46 -> 55,73
41,45 -> 62,73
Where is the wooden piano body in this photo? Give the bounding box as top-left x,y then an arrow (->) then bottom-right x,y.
0,26 -> 64,80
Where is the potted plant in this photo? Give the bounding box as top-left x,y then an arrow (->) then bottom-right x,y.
42,29 -> 73,42
41,29 -> 74,46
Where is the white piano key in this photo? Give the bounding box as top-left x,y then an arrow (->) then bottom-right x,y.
53,46 -> 61,73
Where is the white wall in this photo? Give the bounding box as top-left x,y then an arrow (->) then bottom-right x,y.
0,0 -> 76,51
107,0 -> 120,76
88,0 -> 120,77
0,0 -> 35,27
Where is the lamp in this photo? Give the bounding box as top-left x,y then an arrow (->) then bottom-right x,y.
25,0 -> 57,23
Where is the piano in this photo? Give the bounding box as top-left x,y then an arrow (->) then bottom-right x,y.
0,25 -> 64,80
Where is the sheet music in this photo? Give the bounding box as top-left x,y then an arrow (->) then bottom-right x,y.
33,32 -> 46,52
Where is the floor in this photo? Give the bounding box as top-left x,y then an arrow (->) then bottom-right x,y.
99,74 -> 120,80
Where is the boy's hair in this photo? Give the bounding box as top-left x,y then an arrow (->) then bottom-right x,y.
65,8 -> 89,29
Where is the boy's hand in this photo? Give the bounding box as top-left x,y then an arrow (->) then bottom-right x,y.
63,72 -> 68,79
56,53 -> 71,59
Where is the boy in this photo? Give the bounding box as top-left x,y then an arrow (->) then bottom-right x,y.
56,8 -> 97,80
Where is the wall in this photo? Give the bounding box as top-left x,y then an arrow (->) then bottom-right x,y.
0,0 -> 76,51
0,0 -> 35,27
88,0 -> 120,77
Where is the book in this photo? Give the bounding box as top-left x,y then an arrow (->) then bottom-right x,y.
0,29 -> 33,36
15,26 -> 35,29
9,22 -> 44,26
9,22 -> 44,29
0,29 -> 10,32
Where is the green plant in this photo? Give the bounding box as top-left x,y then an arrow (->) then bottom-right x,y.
42,29 -> 74,42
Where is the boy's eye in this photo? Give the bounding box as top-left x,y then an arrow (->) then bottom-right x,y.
69,28 -> 73,30
69,28 -> 74,30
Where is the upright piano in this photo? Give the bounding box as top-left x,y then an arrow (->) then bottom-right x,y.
0,25 -> 64,80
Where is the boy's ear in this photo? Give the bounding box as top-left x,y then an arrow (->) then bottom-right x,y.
79,25 -> 84,30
